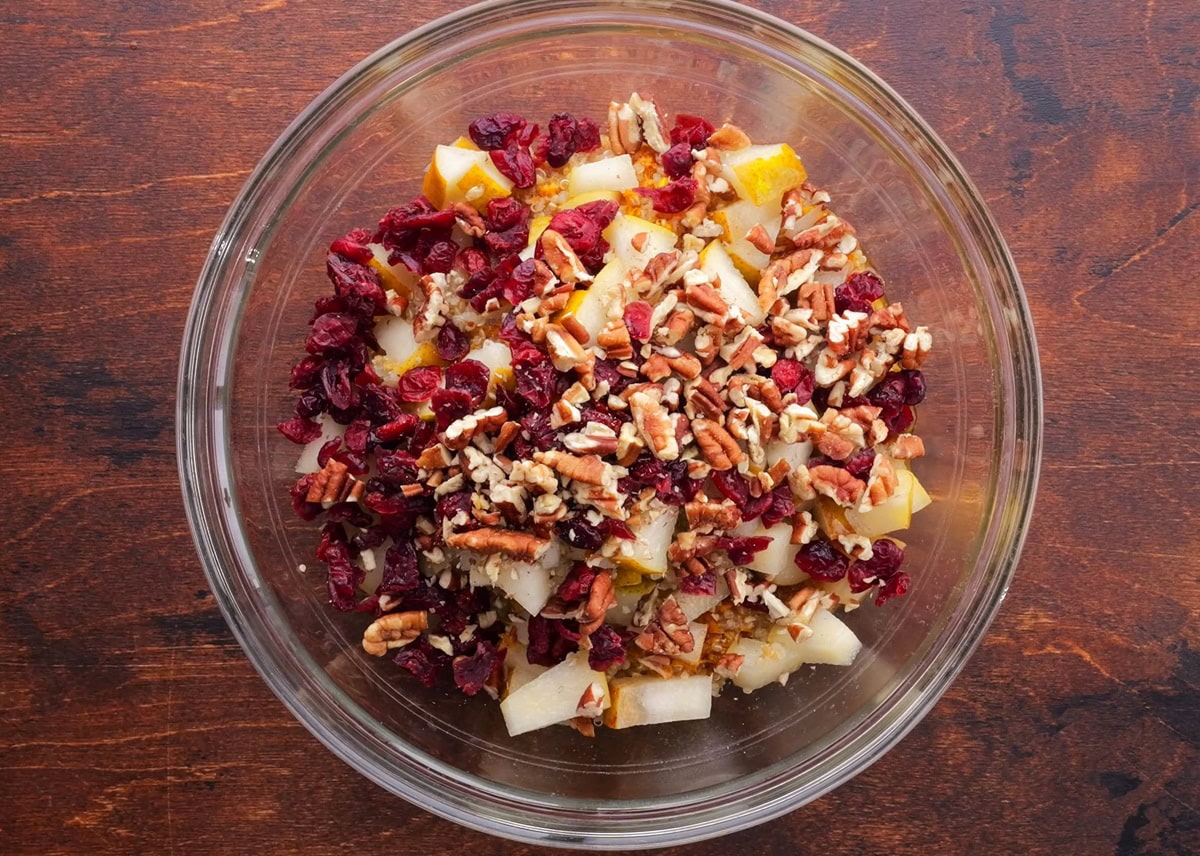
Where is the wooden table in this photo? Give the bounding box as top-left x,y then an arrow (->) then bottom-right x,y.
2,1 -> 1196,852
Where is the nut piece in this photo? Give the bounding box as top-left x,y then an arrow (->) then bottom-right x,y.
684,499 -> 741,532
629,388 -> 679,460
901,326 -> 933,369
545,323 -> 588,371
707,123 -> 752,151
887,433 -> 926,459
683,280 -> 729,323
808,464 -> 866,507
540,229 -> 592,284
579,570 -> 614,636
827,310 -> 871,356
597,318 -> 634,360
362,611 -> 428,656
562,422 -> 620,456
634,596 -> 695,656
444,528 -> 549,560
414,272 -> 447,341
452,202 -> 486,237
534,449 -> 611,486
692,418 -> 745,470
745,223 -> 775,254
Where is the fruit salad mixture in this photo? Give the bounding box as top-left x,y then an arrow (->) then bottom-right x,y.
280,94 -> 933,736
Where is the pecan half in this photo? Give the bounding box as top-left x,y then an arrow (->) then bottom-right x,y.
707,123 -> 752,151
887,433 -> 926,459
444,528 -> 549,560
808,464 -> 866,507
452,202 -> 486,237
534,449 -> 615,487
683,280 -> 728,323
579,570 -> 614,636
684,499 -> 741,531
692,418 -> 744,470
629,388 -> 679,460
902,326 -> 933,369
540,229 -> 591,284
362,610 -> 428,656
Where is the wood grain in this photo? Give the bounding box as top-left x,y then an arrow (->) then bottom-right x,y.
1,1 -> 1196,853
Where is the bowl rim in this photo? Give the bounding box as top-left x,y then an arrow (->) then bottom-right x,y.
178,0 -> 1042,848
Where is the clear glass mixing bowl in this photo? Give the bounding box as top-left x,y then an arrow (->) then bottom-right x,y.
177,0 -> 1041,848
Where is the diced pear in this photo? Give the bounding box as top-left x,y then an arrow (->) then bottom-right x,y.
730,637 -> 792,692
721,143 -> 806,207
816,574 -> 872,612
614,506 -> 678,577
770,608 -> 861,666
711,198 -> 783,277
527,214 -> 552,249
367,242 -> 418,299
814,496 -> 856,540
562,190 -> 621,209
466,339 -> 513,386
603,674 -> 712,729
557,260 -> 628,342
501,643 -> 548,698
294,413 -> 347,474
602,213 -> 679,272
422,145 -> 513,210
672,622 -> 708,666
500,651 -> 609,737
732,520 -> 803,583
698,241 -> 764,325
765,438 -> 813,471
494,540 -> 561,615
568,154 -> 638,195
674,573 -> 729,621
372,316 -> 442,381
845,469 -> 915,536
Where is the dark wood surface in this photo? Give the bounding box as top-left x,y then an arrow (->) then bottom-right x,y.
1,1 -> 1197,853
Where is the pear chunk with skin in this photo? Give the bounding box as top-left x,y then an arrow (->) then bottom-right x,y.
568,154 -> 638,195
731,609 -> 862,691
556,259 -> 628,342
603,214 -> 679,272
732,520 -> 803,584
698,240 -> 765,325
614,506 -> 678,577
500,651 -> 609,737
845,468 -> 930,537
602,673 -> 712,729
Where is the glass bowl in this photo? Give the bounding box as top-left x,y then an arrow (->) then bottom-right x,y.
177,0 -> 1041,848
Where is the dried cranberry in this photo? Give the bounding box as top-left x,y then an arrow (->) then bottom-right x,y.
322,540 -> 363,611
513,359 -> 557,410
452,641 -> 504,696
326,254 -> 385,316
577,405 -> 624,433
759,484 -> 796,528
290,355 -> 324,390
897,369 -> 926,405
795,540 -> 849,581
888,405 -> 915,436
377,197 -> 455,238
490,143 -> 535,188
669,114 -> 714,147
717,536 -> 772,565
435,490 -> 474,529
342,419 -> 371,453
574,199 -> 619,231
771,359 -> 815,404
587,624 -> 627,671
468,112 -> 527,150
834,271 -> 885,315
294,388 -> 325,419
711,469 -> 750,508
378,540 -> 421,594
546,113 -> 579,168
680,572 -> 717,595
875,571 -> 911,606
306,313 -> 360,354
574,117 -> 602,151
484,197 -> 528,232
376,448 -> 418,481
848,539 -> 906,593
431,387 -> 473,431
546,209 -> 600,255
393,638 -> 449,687
277,416 -> 322,445
576,237 -> 609,273
483,223 -> 530,257
435,322 -> 470,362
422,240 -> 458,274
289,474 -> 323,520
599,519 -> 635,540
376,413 -> 419,443
526,616 -> 579,667
501,258 -> 539,305
397,365 -> 441,402
844,448 -> 876,481
636,177 -> 697,214
557,563 -> 598,605
315,438 -> 342,468
661,142 -> 694,179
444,359 -> 490,407
556,517 -> 604,551
456,246 -> 489,277
329,227 -> 374,265
623,301 -> 653,341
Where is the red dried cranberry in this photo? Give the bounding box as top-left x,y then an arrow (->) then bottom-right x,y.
717,536 -> 772,565
329,228 -> 374,264
468,112 -> 527,150
576,237 -> 609,273
844,448 -> 876,481
546,113 -> 579,168
456,246 -> 490,277
795,539 -> 849,581
577,405 -> 624,433
393,638 -> 448,687
422,240 -> 458,274
636,177 -> 697,214
680,572 -> 717,595
434,323 -> 469,362
771,359 -> 805,394
444,359 -> 490,407
343,419 -> 372,453
587,624 -> 627,671
623,301 -> 653,341
376,413 -> 419,443
556,517 -> 604,551
377,197 -> 455,237
574,117 -> 602,152
435,490 -> 475,528
513,359 -> 557,410
290,355 -> 324,390
897,369 -> 926,405
483,223 -> 530,257
875,571 -> 910,606
661,142 -> 695,179
490,143 -> 536,188
573,199 -> 619,231
452,640 -> 505,697
379,540 -> 422,594
557,563 -> 598,604
711,469 -> 750,508
669,114 -> 714,147
834,271 -> 885,315
759,484 -> 796,528
277,416 -> 322,445
397,365 -> 441,402
888,405 -> 915,436
501,258 -> 539,305
848,538 -> 905,592
306,313 -> 360,354
376,448 -> 418,481
322,539 -> 363,611
526,616 -> 579,667
431,387 -> 473,431
315,438 -> 342,468
598,519 -> 635,540
484,197 -> 528,232
546,209 -> 600,254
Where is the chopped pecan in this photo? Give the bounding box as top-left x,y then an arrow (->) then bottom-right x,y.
758,248 -> 821,313
560,313 -> 591,345
869,301 -> 911,332
665,352 -> 702,379
686,376 -> 727,419
634,596 -> 694,655
684,499 -> 741,531
667,532 -> 719,563
444,406 -> 508,451
827,310 -> 871,356
362,611 -> 428,656
493,421 -> 520,455
862,454 -> 900,509
683,280 -> 728,323
902,326 -> 933,369
615,421 -> 644,466
721,326 -> 764,371
545,323 -> 588,371
888,433 -> 926,459
745,223 -> 775,254
413,272 -> 447,341
692,418 -> 744,471
562,422 -> 620,456
629,388 -> 679,460
597,318 -> 634,360
540,229 -> 591,284
714,652 -> 745,677
579,570 -> 614,636
444,528 -> 549,560
452,202 -> 486,237
628,92 -> 668,153
797,278 -> 835,323
770,309 -> 818,349
641,352 -> 672,383
814,347 -> 855,387
533,449 -> 611,486
790,510 -> 818,545
577,681 -> 608,719
305,458 -> 349,506
416,443 -> 453,471
607,100 -> 642,154
808,464 -> 866,507
692,325 -> 721,364
708,123 -> 752,151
